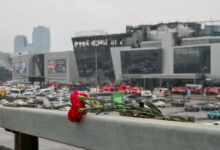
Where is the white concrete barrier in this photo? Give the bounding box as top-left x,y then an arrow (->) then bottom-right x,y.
0,106 -> 220,150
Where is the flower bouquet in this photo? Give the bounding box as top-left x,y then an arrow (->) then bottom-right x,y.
68,90 -> 190,123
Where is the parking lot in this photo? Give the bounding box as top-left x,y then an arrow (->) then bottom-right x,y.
158,94 -> 220,124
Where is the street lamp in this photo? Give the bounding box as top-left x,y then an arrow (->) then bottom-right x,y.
18,52 -> 22,82
201,66 -> 207,89
94,41 -> 98,83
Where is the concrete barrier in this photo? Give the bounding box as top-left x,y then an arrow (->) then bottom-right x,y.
0,106 -> 220,150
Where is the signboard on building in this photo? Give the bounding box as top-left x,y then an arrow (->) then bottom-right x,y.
89,92 -> 124,108
112,93 -> 124,106
48,59 -> 66,73
14,62 -> 26,74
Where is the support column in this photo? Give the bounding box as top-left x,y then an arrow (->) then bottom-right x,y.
159,78 -> 162,87
14,132 -> 38,150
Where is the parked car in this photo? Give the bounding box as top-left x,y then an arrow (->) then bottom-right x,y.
22,89 -> 36,99
101,84 -> 116,92
153,101 -> 166,107
124,94 -> 137,104
125,94 -> 137,99
184,104 -> 200,112
47,93 -> 57,101
201,103 -> 215,111
204,87 -> 219,95
207,112 -> 220,119
216,95 -> 220,99
8,88 -> 24,98
171,99 -> 185,107
13,99 -> 26,105
36,88 -> 52,96
0,99 -> 9,105
153,88 -> 170,97
130,87 -> 143,96
172,87 -> 186,94
214,102 -> 220,110
117,84 -> 131,93
141,90 -> 152,97
185,84 -> 202,94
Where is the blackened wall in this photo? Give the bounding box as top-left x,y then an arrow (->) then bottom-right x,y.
74,45 -> 115,81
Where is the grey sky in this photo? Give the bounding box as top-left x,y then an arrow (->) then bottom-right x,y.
0,0 -> 219,53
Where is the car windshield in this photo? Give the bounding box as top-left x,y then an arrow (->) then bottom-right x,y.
11,90 -> 20,94
26,89 -> 33,92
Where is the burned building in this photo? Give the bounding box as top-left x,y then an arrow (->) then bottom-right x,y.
71,22 -> 206,86
72,33 -> 132,83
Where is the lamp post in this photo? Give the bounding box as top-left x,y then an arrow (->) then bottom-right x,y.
200,66 -> 207,100
201,66 -> 207,88
94,41 -> 98,84
18,52 -> 22,74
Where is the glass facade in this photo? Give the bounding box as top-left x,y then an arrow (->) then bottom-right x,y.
121,49 -> 162,74
74,45 -> 115,80
33,54 -> 44,76
174,46 -> 210,73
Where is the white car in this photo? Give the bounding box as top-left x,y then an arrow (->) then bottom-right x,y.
9,88 -> 24,98
153,101 -> 166,107
0,99 -> 9,105
36,88 -> 52,96
14,99 -> 26,105
141,90 -> 152,97
216,95 -> 220,99
22,89 -> 36,98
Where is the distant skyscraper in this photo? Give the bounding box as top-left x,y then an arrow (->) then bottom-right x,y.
14,35 -> 27,53
33,26 -> 50,51
13,26 -> 50,53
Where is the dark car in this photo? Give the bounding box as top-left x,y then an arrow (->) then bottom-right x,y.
125,94 -> 137,99
185,104 -> 200,112
172,99 -> 185,107
124,94 -> 137,104
201,104 -> 215,111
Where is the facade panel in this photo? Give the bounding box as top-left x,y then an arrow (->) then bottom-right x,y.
121,49 -> 162,74
174,46 -> 211,74
74,45 -> 115,81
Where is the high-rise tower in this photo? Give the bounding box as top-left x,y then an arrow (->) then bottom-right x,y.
33,26 -> 50,51
14,35 -> 27,53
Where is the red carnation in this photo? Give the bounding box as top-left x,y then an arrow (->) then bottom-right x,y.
68,90 -> 87,122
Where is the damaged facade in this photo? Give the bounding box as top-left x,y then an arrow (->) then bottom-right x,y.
72,21 -> 220,88
12,21 -> 220,87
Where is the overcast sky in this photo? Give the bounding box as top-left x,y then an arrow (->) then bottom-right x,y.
0,0 -> 220,53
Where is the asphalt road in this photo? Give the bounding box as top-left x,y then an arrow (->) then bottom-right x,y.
0,128 -> 85,150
